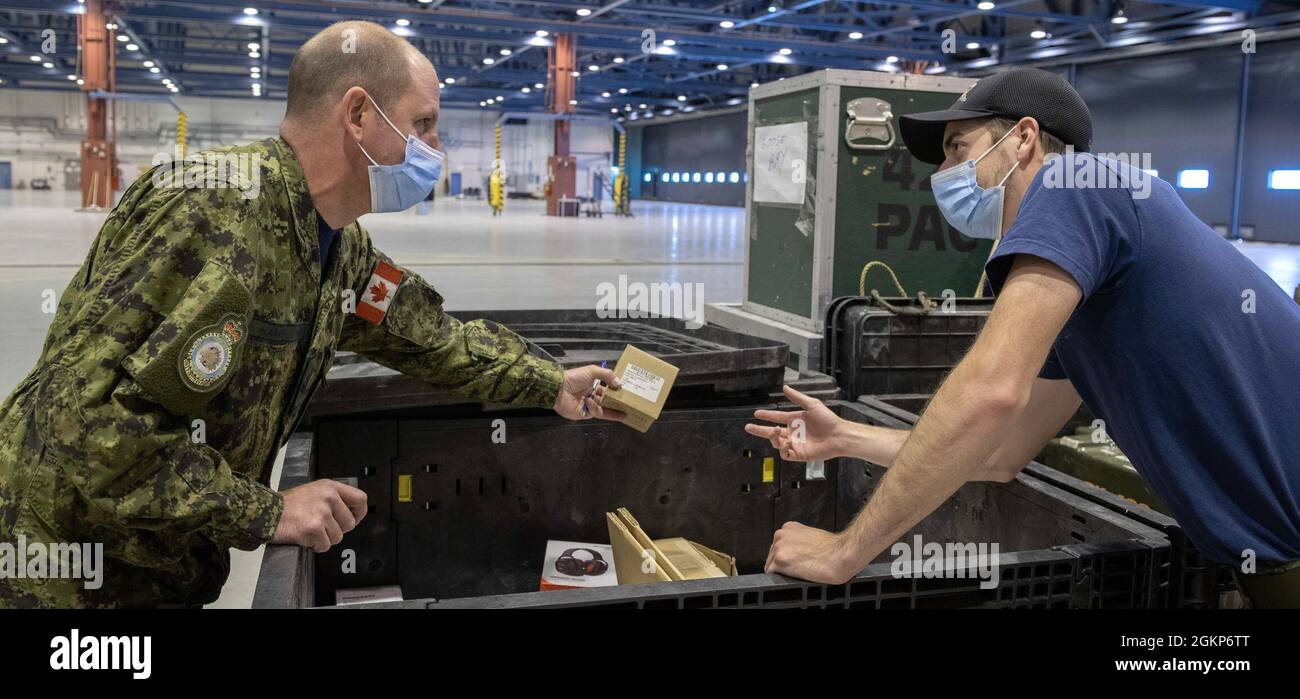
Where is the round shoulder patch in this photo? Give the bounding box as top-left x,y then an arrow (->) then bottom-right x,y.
179,314 -> 245,391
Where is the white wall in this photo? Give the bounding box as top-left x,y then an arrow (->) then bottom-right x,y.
0,89 -> 285,188
0,89 -> 614,197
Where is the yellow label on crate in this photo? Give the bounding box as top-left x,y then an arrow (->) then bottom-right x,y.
397,474 -> 413,503
762,457 -> 775,483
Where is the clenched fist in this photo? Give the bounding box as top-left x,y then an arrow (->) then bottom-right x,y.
272,479 -> 369,553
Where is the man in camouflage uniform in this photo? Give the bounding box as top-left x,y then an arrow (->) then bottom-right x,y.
0,21 -> 622,608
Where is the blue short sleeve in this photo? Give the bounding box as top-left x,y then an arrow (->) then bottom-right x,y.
983,156 -> 1140,302
1039,346 -> 1068,380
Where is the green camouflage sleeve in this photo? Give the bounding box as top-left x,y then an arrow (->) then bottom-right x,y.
338,238 -> 564,409
41,181 -> 282,553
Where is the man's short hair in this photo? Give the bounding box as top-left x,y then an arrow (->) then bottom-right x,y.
285,20 -> 427,118
985,116 -> 1068,156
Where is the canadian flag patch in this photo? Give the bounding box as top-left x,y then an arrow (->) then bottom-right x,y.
357,260 -> 403,324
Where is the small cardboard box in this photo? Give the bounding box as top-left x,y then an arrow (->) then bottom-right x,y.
601,345 -> 679,433
606,508 -> 737,585
540,540 -> 618,591
334,585 -> 404,606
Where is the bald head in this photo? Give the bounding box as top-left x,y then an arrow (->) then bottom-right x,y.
286,20 -> 433,119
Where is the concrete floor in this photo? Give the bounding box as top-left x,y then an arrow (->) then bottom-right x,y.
1,188 -> 1297,607
0,190 -> 746,399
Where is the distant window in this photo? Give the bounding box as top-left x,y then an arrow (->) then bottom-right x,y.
1177,169 -> 1209,190
716,172 -> 725,183
644,172 -> 653,183
671,172 -> 680,183
1268,169 -> 1300,190
729,172 -> 740,183
704,172 -> 714,183
610,166 -> 620,176
661,172 -> 669,183
691,172 -> 701,183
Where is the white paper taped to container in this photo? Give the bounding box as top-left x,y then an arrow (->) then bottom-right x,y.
620,362 -> 666,403
753,121 -> 808,205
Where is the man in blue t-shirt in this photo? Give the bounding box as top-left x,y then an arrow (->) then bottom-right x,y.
745,68 -> 1299,607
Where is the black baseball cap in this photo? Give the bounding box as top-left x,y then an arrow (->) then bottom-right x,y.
900,67 -> 1093,165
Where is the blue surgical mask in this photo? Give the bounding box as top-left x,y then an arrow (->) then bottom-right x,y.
356,95 -> 444,213
930,126 -> 1017,240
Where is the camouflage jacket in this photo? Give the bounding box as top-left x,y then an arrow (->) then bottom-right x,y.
0,137 -> 563,608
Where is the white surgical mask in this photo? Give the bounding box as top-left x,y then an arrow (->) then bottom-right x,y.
930,126 -> 1017,240
355,94 -> 445,213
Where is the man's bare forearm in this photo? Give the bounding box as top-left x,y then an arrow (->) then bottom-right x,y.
830,258 -> 1081,574
836,422 -> 910,466
835,420 -> 1022,482
839,368 -> 1022,570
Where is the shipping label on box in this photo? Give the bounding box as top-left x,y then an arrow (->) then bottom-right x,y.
601,345 -> 679,433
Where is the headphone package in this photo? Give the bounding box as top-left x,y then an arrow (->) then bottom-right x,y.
540,540 -> 618,591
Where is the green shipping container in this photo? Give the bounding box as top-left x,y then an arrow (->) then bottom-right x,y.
744,69 -> 992,333
1039,426 -> 1170,515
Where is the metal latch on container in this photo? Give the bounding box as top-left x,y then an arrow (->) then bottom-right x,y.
844,97 -> 895,151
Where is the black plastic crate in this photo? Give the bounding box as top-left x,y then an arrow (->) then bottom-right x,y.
775,368 -> 840,403
254,401 -> 1168,609
308,310 -> 788,419
822,296 -> 994,399
855,395 -> 1236,609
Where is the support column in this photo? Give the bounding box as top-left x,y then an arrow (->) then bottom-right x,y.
78,0 -> 118,209
546,33 -> 576,216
